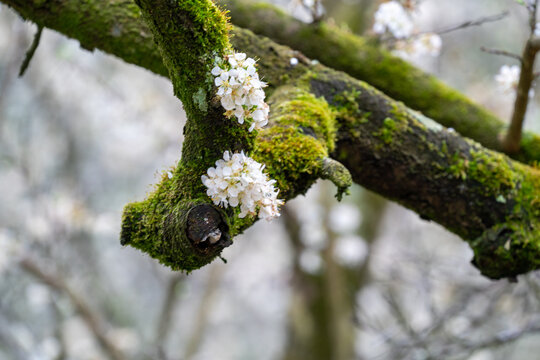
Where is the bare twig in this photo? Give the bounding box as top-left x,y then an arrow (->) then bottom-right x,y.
19,258 -> 126,360
527,0 -> 539,34
18,25 -> 43,77
182,264 -> 224,360
480,46 -> 522,61
155,274 -> 185,360
156,274 -> 185,359
434,11 -> 509,36
436,321 -> 540,358
386,11 -> 510,46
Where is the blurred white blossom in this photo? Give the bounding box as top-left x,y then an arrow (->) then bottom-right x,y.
394,33 -> 442,59
495,64 -> 520,93
202,151 -> 283,220
107,328 -> 139,353
26,283 -> 51,310
373,1 -> 414,39
299,248 -> 323,274
334,235 -> 368,268
212,52 -> 269,132
329,203 -> 361,234
0,229 -> 21,275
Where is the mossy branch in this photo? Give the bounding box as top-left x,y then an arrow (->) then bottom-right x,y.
3,0 -> 540,278
6,0 -> 540,163
220,0 -> 540,164
308,66 -> 540,279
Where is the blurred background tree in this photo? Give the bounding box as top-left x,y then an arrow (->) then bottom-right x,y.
1,0 -> 540,359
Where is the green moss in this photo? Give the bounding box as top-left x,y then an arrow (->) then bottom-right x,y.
253,85 -> 340,199
444,145 -> 519,198
273,93 -> 336,151
373,117 -> 397,145
467,149 -> 518,196
446,152 -> 469,181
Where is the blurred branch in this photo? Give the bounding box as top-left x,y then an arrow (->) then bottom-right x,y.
155,274 -> 185,360
502,36 -> 540,153
528,0 -> 539,34
480,46 -> 522,61
19,258 -> 126,360
438,321 -> 540,358
183,264 -> 223,360
433,11 -> 509,36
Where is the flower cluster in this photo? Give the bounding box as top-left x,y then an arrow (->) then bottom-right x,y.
202,151 -> 283,220
373,1 -> 414,39
495,65 -> 520,94
372,1 -> 442,59
211,52 -> 269,132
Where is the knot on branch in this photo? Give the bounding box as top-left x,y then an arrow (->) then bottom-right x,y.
121,200 -> 232,272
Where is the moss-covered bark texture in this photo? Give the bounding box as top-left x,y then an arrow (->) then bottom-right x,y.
221,0 -> 540,164
3,0 -> 540,278
6,0 -> 540,162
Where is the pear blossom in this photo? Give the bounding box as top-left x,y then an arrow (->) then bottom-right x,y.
211,52 -> 269,132
495,65 -> 520,94
202,151 -> 283,220
394,33 -> 442,58
495,64 -> 535,98
373,1 -> 414,39
411,33 -> 442,57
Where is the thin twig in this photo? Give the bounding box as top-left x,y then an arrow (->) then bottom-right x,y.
18,25 -> 43,77
155,274 -> 185,360
528,0 -> 539,35
480,46 -> 522,62
435,322 -> 540,358
433,11 -> 509,36
19,258 -> 126,360
385,11 -> 510,46
182,264 -> 224,360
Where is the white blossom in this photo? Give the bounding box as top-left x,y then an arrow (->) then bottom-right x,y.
411,33 -> 442,57
495,65 -> 520,94
202,151 -> 283,220
495,64 -> 535,98
211,52 -> 269,132
373,1 -> 414,39
393,33 -> 442,58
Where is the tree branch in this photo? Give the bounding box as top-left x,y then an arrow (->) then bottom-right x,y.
433,10 -> 509,36
480,46 -> 522,61
2,0 -> 540,278
502,35 -> 540,153
5,0 -> 540,163
220,0 -> 540,163
19,258 -> 126,360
